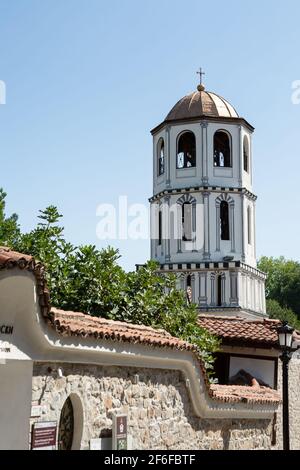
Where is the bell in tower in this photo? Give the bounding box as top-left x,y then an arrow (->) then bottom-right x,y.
149,73 -> 266,319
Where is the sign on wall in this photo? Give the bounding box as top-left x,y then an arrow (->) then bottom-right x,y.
112,414 -> 127,450
0,325 -> 13,356
31,421 -> 57,450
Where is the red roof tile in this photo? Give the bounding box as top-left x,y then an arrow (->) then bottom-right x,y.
210,384 -> 280,404
198,315 -> 280,348
51,307 -> 191,350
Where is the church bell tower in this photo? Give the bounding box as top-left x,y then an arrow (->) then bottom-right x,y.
150,74 -> 266,319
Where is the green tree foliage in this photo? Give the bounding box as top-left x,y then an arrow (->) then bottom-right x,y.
258,256 -> 300,320
0,189 -> 20,247
0,189 -> 219,371
266,299 -> 300,330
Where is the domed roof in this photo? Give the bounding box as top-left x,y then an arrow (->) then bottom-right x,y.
165,87 -> 239,121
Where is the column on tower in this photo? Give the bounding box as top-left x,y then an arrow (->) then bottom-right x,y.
229,201 -> 236,253
163,195 -> 171,262
197,271 -> 207,307
203,191 -> 211,260
229,271 -> 239,307
215,202 -> 221,252
241,193 -> 246,263
201,121 -> 208,185
238,125 -> 243,186
166,125 -> 171,188
210,272 -> 216,307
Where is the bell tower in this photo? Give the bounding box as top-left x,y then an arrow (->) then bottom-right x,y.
150,76 -> 266,319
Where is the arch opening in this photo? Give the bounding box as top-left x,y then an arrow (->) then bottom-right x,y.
182,202 -> 193,241
214,131 -> 231,168
177,132 -> 196,169
243,136 -> 249,173
217,274 -> 223,307
158,138 -> 165,176
220,201 -> 230,241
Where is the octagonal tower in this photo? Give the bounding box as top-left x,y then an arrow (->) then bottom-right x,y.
149,81 -> 266,319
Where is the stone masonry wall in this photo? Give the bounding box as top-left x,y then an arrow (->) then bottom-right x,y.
276,353 -> 300,450
32,362 -> 274,450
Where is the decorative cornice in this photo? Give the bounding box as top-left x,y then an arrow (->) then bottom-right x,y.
157,261 -> 266,280
151,115 -> 255,136
150,186 -> 257,203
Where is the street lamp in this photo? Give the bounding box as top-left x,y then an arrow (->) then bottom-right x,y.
277,321 -> 294,451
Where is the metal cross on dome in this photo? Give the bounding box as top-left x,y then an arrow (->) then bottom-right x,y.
196,67 -> 205,85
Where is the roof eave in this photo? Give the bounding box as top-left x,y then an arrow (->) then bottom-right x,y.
151,116 -> 255,135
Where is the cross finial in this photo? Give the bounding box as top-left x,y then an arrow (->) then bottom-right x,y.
196,67 -> 205,91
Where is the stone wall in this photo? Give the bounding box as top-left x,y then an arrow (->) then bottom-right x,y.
276,353 -> 300,450
32,362 -> 274,450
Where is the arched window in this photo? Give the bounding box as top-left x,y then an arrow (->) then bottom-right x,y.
177,132 -> 196,169
158,209 -> 162,246
182,202 -> 192,241
186,275 -> 192,304
243,136 -> 249,173
217,274 -> 223,307
220,201 -> 230,240
214,131 -> 231,168
58,397 -> 74,450
157,138 -> 165,176
247,206 -> 252,245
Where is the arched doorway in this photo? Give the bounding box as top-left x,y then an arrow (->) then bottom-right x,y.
58,397 -> 74,450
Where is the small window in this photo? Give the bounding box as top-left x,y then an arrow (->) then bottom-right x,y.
243,136 -> 249,173
220,201 -> 230,241
177,132 -> 196,169
182,202 -> 192,241
158,210 -> 162,246
247,206 -> 252,245
158,138 -> 165,176
214,131 -> 231,168
217,274 -> 223,307
186,275 -> 192,304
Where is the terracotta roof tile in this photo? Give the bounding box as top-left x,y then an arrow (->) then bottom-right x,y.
198,315 -> 280,348
0,248 -> 281,406
210,384 -> 280,404
51,308 -> 192,350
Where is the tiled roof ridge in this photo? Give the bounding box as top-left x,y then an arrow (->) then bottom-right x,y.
210,384 -> 280,404
199,314 -> 280,325
198,315 -> 288,349
51,307 -> 172,337
0,247 -> 281,406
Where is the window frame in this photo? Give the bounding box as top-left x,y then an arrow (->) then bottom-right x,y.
176,131 -> 196,170
243,135 -> 250,173
220,200 -> 230,241
157,137 -> 165,177
213,130 -> 232,168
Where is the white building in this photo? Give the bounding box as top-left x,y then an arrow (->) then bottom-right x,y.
150,81 -> 266,318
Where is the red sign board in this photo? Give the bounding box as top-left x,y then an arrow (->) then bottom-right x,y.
116,415 -> 127,437
31,422 -> 57,450
113,414 -> 128,450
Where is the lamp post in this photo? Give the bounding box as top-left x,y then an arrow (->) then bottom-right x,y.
277,321 -> 294,451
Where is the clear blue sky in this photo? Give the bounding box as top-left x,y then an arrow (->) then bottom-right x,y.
0,0 -> 299,271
